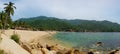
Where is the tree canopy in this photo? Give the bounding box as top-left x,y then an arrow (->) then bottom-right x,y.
0,2 -> 16,29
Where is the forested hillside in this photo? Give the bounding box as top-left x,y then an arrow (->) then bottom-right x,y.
16,16 -> 120,32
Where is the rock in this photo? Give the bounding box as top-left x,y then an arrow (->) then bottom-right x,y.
56,48 -> 68,54
31,49 -> 43,54
21,42 -> 32,54
41,48 -> 50,54
94,51 -> 100,54
66,49 -> 75,54
87,51 -> 94,54
49,50 -> 56,54
51,44 -> 60,52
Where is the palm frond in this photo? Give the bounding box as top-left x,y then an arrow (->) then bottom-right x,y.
4,3 -> 8,5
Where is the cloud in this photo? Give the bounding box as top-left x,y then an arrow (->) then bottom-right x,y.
0,1 -> 4,11
0,0 -> 120,23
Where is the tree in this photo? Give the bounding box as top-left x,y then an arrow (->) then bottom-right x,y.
0,11 -> 6,30
4,2 -> 16,29
0,11 -> 6,41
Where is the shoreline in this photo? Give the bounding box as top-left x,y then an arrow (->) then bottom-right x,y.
4,29 -> 69,48
0,29 -> 69,54
1,29 -> 120,54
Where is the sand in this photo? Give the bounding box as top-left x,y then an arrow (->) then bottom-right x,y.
4,30 -> 56,42
0,34 -> 30,54
0,29 -> 58,54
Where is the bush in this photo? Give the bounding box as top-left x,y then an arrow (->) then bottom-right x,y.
0,49 -> 5,54
11,34 -> 20,43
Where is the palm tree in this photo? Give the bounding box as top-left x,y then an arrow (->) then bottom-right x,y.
4,2 -> 16,29
0,11 -> 7,41
0,12 -> 3,29
0,11 -> 6,31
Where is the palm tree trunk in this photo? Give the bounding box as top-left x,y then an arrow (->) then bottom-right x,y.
3,14 -> 7,33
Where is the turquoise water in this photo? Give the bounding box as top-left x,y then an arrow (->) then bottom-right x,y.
53,32 -> 120,49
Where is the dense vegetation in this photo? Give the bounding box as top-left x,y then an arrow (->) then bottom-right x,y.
17,16 -> 120,32
0,2 -> 16,30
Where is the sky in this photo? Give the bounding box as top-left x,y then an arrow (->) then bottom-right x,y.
0,0 -> 120,23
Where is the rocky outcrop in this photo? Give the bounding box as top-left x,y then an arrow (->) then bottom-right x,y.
0,34 -> 30,54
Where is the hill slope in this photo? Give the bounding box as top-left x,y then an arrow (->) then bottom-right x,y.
16,16 -> 120,32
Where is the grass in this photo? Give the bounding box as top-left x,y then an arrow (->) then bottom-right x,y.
11,34 -> 20,44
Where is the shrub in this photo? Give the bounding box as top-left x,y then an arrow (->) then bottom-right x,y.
0,49 -> 5,54
11,34 -> 20,43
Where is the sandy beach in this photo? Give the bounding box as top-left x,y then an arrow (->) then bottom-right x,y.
4,30 -> 56,42
0,29 -> 66,54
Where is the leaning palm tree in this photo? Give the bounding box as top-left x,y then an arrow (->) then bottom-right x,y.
4,2 -> 16,30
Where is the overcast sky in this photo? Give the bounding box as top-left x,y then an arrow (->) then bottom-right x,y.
0,0 -> 120,23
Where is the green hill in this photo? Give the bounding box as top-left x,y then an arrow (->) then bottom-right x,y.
16,16 -> 120,32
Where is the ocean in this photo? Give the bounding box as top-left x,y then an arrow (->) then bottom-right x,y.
52,32 -> 120,50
